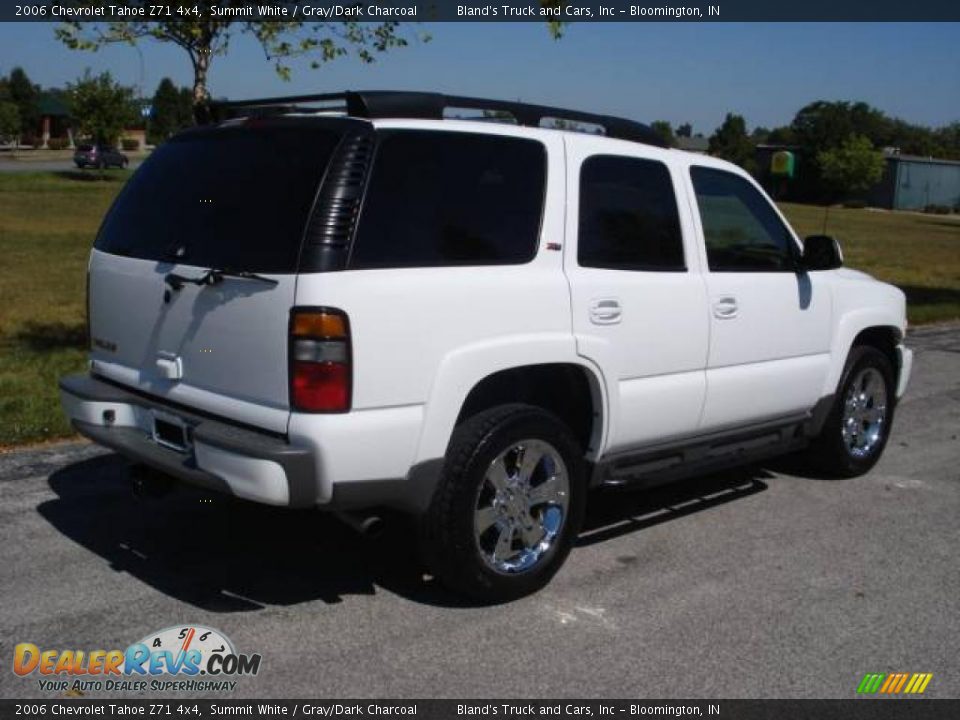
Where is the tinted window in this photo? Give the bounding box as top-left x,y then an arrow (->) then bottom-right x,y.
350,131 -> 546,269
690,166 -> 796,272
95,125 -> 341,273
578,155 -> 685,271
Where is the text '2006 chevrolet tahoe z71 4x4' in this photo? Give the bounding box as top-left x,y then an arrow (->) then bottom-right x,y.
60,91 -> 913,602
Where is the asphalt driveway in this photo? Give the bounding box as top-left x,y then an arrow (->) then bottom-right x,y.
1,323 -> 957,699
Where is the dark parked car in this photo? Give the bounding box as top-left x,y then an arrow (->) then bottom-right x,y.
74,144 -> 129,169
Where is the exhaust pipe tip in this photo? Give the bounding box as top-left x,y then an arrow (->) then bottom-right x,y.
336,511 -> 387,540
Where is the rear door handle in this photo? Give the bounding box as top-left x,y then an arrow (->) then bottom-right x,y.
713,296 -> 739,319
589,298 -> 622,325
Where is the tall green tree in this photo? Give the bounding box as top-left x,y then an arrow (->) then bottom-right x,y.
708,113 -> 757,174
8,67 -> 39,138
148,77 -> 194,144
68,70 -> 136,146
55,5 -> 428,122
650,120 -> 676,147
0,102 -> 20,145
816,134 -> 886,200
676,122 -> 692,138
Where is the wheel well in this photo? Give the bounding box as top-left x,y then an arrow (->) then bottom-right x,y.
456,364 -> 601,453
852,326 -> 900,377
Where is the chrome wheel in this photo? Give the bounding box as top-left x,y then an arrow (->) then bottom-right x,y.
841,367 -> 888,459
473,439 -> 570,574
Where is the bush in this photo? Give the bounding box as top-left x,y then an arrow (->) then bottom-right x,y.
47,137 -> 69,150
121,138 -> 140,152
842,199 -> 867,209
20,135 -> 39,148
923,204 -> 951,215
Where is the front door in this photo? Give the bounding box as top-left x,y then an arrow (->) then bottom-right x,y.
687,165 -> 832,431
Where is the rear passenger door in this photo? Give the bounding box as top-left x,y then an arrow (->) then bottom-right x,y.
565,144 -> 709,454
688,165 -> 832,431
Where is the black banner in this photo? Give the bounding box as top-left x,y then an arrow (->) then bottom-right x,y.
2,700 -> 960,720
4,0 -> 960,23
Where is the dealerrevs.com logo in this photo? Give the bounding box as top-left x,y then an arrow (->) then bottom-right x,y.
13,625 -> 262,693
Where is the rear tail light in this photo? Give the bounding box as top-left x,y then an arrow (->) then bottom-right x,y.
290,308 -> 351,413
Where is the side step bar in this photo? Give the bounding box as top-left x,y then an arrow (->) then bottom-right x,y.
595,415 -> 810,490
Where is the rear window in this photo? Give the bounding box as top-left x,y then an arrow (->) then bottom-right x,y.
95,125 -> 341,273
349,130 -> 546,269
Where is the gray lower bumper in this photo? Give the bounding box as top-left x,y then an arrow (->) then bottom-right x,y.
59,374 -> 316,507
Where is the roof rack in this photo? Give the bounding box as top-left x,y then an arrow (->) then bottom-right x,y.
211,90 -> 668,148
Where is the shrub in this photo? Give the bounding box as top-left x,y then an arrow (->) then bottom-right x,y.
121,138 -> 140,152
47,137 -> 69,150
20,135 -> 39,148
923,204 -> 951,215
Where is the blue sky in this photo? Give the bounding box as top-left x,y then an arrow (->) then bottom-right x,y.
1,22 -> 957,134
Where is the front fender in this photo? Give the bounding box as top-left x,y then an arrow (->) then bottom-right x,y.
824,304 -> 906,397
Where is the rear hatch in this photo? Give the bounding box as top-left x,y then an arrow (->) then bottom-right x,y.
88,120 -> 345,433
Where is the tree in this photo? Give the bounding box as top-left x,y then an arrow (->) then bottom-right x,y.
791,101 -> 890,155
68,70 -> 136,147
8,67 -> 39,138
55,6 -> 428,122
708,113 -> 756,174
650,120 -> 676,147
0,102 -> 20,145
148,77 -> 194,144
766,126 -> 796,146
816,134 -> 885,199
750,126 -> 770,144
676,122 -> 692,138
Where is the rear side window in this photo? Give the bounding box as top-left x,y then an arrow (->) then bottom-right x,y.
349,131 -> 546,269
690,166 -> 796,272
578,155 -> 685,271
95,125 -> 342,273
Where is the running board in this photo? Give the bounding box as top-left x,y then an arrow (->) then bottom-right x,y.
595,415 -> 810,489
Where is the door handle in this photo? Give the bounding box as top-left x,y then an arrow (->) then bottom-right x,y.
713,296 -> 739,319
590,298 -> 622,325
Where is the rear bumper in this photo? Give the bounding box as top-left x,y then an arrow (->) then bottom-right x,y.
59,374 -> 316,507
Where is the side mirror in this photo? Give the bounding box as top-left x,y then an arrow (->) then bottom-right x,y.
801,235 -> 843,271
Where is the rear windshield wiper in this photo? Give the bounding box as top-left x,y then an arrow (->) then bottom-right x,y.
164,268 -> 279,292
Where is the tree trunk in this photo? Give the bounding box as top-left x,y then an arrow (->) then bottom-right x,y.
192,49 -> 212,125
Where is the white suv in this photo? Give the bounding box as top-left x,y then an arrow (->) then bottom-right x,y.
60,91 -> 913,602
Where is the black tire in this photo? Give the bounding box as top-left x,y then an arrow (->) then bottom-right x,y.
807,345 -> 896,477
421,404 -> 586,603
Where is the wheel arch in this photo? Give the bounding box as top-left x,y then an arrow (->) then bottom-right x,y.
414,339 -> 608,467
824,311 -> 904,398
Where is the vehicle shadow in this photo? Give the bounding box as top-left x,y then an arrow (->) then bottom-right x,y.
579,467 -> 770,547
39,453 -> 770,611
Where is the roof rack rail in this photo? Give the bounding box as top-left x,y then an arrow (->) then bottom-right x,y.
211,90 -> 668,148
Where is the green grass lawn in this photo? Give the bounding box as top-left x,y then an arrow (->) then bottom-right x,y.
0,172 -> 958,447
0,171 -> 128,446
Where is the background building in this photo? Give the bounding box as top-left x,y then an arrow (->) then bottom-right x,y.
869,152 -> 960,211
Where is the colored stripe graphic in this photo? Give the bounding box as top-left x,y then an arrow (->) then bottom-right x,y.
857,672 -> 932,694
857,673 -> 886,693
